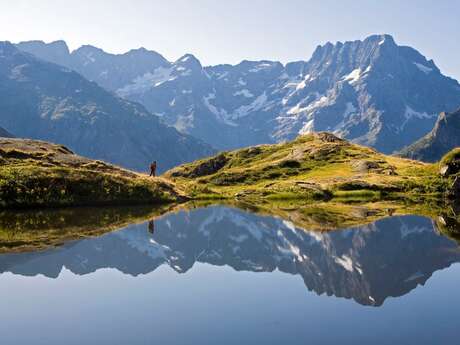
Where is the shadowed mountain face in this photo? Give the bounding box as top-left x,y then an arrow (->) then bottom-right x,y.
0,42 -> 213,172
1,206 -> 459,307
400,108 -> 460,162
17,35 -> 460,152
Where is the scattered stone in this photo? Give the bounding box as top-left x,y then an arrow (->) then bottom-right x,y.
246,147 -> 262,156
351,160 -> 380,173
314,132 -> 345,143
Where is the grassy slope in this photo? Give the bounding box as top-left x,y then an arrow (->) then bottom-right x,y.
0,138 -> 184,208
165,132 -> 448,202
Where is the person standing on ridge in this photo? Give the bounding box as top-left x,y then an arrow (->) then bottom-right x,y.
150,161 -> 157,177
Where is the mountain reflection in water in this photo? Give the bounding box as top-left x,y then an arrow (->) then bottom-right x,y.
1,205 -> 459,307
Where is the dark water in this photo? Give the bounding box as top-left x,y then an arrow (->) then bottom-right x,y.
1,205 -> 460,344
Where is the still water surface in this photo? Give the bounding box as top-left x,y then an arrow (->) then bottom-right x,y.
1,205 -> 459,344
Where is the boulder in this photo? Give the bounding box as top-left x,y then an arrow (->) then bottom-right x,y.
171,153 -> 229,178
351,160 -> 380,173
440,162 -> 460,177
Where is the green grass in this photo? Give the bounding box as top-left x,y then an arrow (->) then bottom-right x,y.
0,139 -> 183,209
165,132 -> 448,202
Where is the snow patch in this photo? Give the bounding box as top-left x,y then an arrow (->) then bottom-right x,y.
249,62 -> 274,73
282,220 -> 296,232
342,68 -> 362,84
287,95 -> 329,115
217,71 -> 229,80
404,271 -> 425,282
203,93 -> 236,126
116,67 -> 175,96
230,92 -> 268,120
233,89 -> 254,98
414,62 -> 432,74
299,119 -> 314,134
335,255 -> 354,272
295,74 -> 313,90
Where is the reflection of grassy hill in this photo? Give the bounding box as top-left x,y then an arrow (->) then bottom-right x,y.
0,204 -> 178,253
0,138 -> 184,208
180,199 -> 448,232
1,198 -> 458,254
165,132 -> 448,201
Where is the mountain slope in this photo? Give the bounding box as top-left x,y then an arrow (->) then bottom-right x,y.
17,35 -> 460,152
0,42 -> 213,171
400,108 -> 460,162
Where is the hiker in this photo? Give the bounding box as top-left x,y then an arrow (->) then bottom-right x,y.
150,161 -> 157,177
148,220 -> 155,235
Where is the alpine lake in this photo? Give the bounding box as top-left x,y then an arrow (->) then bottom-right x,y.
1,200 -> 460,345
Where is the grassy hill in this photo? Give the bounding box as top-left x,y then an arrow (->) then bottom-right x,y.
2,132 -> 458,210
165,132 -> 449,202
0,138 -> 184,208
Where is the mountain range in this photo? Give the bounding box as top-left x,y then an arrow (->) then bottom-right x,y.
400,108 -> 460,162
0,42 -> 213,172
17,34 -> 460,153
1,206 -> 459,307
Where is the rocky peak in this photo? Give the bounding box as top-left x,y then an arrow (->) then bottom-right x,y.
15,40 -> 70,66
175,54 -> 202,71
124,47 -> 169,65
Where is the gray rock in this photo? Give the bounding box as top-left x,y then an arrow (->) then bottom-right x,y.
352,160 -> 380,173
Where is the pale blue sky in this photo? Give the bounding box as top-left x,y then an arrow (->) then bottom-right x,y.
1,0 -> 459,79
